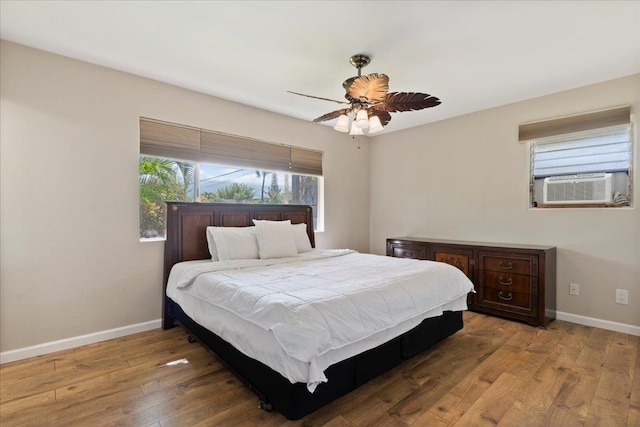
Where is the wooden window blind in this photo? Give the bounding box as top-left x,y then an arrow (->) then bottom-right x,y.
199,130 -> 292,172
139,119 -> 200,162
139,118 -> 323,176
290,147 -> 323,176
519,106 -> 631,142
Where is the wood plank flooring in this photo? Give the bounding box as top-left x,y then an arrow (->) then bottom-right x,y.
1,312 -> 638,426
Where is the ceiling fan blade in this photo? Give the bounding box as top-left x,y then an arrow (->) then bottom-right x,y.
347,73 -> 389,103
288,91 -> 350,105
376,92 -> 441,113
368,109 -> 392,127
312,108 -> 349,123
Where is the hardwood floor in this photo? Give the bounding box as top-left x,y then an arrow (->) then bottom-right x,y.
1,312 -> 638,426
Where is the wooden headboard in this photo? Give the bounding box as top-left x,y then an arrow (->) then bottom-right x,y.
162,202 -> 315,328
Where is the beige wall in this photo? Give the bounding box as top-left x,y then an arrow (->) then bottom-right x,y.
370,74 -> 640,327
2,40 -> 637,355
0,41 -> 371,352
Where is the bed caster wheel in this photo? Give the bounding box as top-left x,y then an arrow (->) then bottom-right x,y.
187,335 -> 195,343
259,401 -> 272,412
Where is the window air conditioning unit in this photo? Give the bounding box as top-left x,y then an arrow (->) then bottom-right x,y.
543,173 -> 613,204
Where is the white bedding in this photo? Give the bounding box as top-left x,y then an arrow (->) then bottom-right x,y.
167,249 -> 474,391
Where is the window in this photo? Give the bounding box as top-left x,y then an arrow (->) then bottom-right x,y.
520,107 -> 633,208
139,119 -> 323,239
139,157 -> 196,238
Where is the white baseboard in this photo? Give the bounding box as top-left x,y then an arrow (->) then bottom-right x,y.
2,313 -> 637,364
0,319 -> 162,364
556,311 -> 640,336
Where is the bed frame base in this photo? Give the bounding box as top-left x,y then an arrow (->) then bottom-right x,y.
161,202 -> 466,420
171,301 -> 463,420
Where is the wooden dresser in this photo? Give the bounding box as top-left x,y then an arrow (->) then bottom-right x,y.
387,237 -> 556,327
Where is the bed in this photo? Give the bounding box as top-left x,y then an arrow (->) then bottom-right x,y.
162,202 -> 473,420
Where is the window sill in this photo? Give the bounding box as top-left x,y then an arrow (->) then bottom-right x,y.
533,203 -> 632,209
140,237 -> 166,243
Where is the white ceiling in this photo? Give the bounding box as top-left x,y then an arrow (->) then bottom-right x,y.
1,1 -> 639,135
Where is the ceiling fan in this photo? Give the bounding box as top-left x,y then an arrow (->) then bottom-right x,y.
288,54 -> 441,135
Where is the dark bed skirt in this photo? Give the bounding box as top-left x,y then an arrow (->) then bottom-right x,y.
171,302 -> 463,420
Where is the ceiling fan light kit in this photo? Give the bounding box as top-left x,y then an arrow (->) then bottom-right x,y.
334,114 -> 350,132
368,115 -> 384,133
354,109 -> 370,129
289,54 -> 441,136
349,124 -> 364,136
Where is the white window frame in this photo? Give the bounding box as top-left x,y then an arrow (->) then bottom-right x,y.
520,107 -> 634,209
139,118 -> 324,240
139,155 -> 324,240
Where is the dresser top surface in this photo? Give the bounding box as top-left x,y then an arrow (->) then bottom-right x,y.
388,237 -> 556,251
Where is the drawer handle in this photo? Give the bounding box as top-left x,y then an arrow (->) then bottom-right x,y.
404,251 -> 413,257
498,277 -> 513,286
498,261 -> 514,270
498,291 -> 513,301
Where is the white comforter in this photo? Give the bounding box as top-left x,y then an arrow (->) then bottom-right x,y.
167,250 -> 473,375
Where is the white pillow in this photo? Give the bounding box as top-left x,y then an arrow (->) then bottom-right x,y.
208,226 -> 259,261
205,227 -> 220,261
252,220 -> 298,259
292,223 -> 312,253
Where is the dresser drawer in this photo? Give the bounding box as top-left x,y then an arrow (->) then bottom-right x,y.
431,245 -> 474,280
387,237 -> 555,327
478,288 -> 537,315
481,271 -> 538,295
480,253 -> 538,276
389,244 -> 427,260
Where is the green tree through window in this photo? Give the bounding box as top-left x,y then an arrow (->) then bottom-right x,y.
139,157 -> 320,239
139,157 -> 193,238
201,183 -> 256,202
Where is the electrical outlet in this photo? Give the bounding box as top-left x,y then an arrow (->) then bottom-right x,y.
569,283 -> 579,296
615,289 -> 628,305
